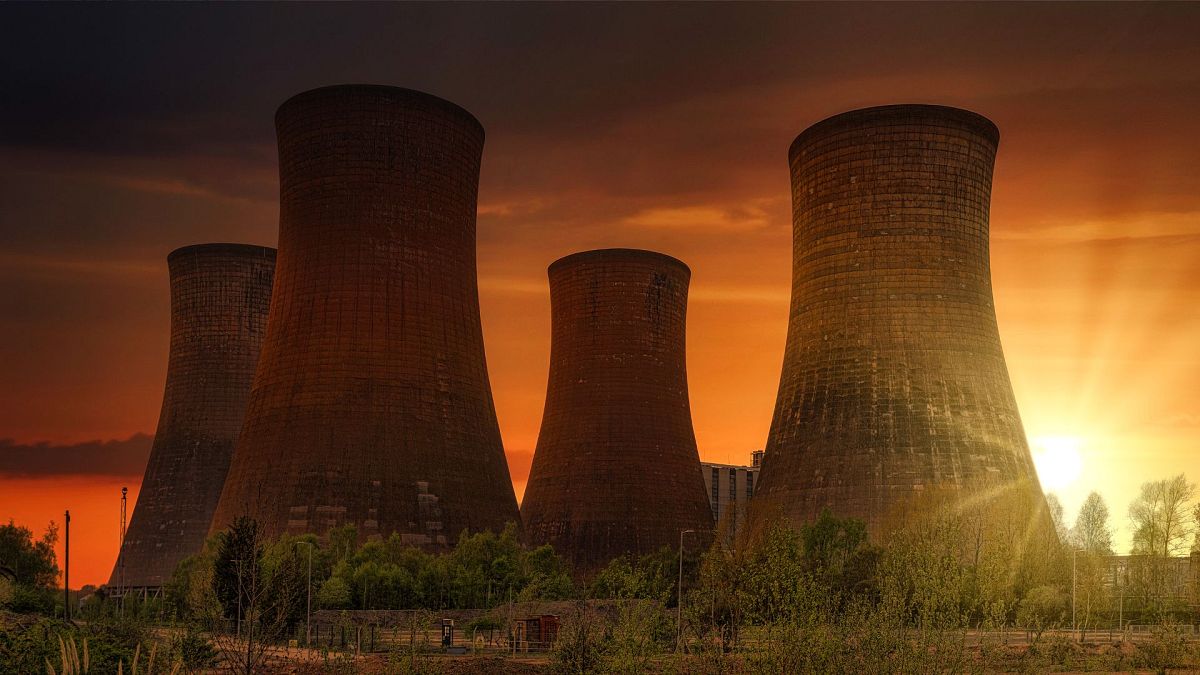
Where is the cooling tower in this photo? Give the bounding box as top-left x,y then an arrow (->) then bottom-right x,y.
110,243 -> 275,590
210,85 -> 520,544
521,249 -> 714,572
756,104 -> 1045,537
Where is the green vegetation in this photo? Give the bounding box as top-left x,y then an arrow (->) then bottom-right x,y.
0,520 -> 60,614
3,472 -> 1200,672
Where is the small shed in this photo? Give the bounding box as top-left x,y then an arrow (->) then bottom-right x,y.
512,614 -> 560,652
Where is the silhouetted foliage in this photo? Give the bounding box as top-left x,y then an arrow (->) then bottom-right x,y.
212,516 -> 263,624
0,520 -> 59,614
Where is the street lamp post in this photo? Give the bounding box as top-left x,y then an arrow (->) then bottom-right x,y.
119,487 -> 127,616
234,558 -> 244,638
297,541 -> 313,645
1071,547 -> 1078,639
676,529 -> 696,653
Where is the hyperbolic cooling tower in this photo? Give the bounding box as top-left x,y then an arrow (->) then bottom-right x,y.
756,104 -> 1045,536
521,249 -> 714,572
111,243 -> 275,590
210,85 -> 520,544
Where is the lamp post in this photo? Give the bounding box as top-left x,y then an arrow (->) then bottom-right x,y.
233,558 -> 243,638
296,541 -> 313,645
119,487 -> 127,616
676,529 -> 696,653
1071,547 -> 1078,639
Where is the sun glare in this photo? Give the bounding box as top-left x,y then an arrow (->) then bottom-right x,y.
1031,435 -> 1084,491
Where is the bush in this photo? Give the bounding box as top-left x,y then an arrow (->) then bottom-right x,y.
551,606 -> 606,674
0,612 -> 158,674
1133,624 -> 1198,672
601,601 -> 670,674
0,613 -> 59,673
76,617 -> 147,673
171,625 -> 217,669
1016,585 -> 1068,634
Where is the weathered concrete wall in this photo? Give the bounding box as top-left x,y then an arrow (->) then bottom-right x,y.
210,85 -> 520,544
521,249 -> 713,572
757,105 -> 1046,536
111,243 -> 275,589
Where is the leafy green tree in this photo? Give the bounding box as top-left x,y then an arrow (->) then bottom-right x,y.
0,520 -> 59,614
1045,492 -> 1071,545
316,575 -> 352,609
212,516 -> 263,625
1017,585 -> 1068,635
165,541 -> 219,622
590,547 -> 689,604
1073,491 -> 1114,555
1071,491 -> 1114,629
1128,474 -> 1196,618
1193,503 -> 1200,553
1129,474 -> 1195,558
261,537 -> 309,631
517,543 -> 575,601
801,509 -> 878,602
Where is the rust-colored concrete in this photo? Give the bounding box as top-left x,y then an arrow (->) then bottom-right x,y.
757,105 -> 1046,537
111,243 -> 275,590
521,249 -> 714,572
210,85 -> 520,544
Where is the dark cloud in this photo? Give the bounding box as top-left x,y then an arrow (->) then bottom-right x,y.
0,434 -> 152,478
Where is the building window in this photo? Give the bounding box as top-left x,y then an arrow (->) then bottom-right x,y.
729,468 -> 737,502
711,467 -> 720,513
747,471 -> 755,499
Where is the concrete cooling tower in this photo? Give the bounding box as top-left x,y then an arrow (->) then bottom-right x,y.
210,85 -> 520,544
110,243 -> 275,591
520,249 -> 714,572
756,105 -> 1045,537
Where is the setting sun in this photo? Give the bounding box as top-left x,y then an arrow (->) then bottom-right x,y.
1031,435 -> 1085,492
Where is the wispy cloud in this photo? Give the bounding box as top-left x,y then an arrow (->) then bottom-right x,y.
623,204 -> 771,232
0,253 -> 159,278
479,276 -> 546,296
993,211 -> 1200,244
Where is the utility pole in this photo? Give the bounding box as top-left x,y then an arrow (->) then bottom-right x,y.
676,529 -> 695,653
63,510 -> 70,622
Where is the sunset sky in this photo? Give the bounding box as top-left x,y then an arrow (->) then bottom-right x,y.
2,3 -> 1198,587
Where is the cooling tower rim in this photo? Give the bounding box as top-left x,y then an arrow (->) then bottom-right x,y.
276,84 -> 485,139
548,248 -> 691,277
167,243 -> 277,264
788,104 -> 1000,161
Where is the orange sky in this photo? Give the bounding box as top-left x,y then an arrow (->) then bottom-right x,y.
2,3 -> 1198,587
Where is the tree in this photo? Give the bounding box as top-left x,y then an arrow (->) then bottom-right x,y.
1128,475 -> 1196,618
213,517 -> 263,626
590,547 -> 687,604
208,517 -> 302,675
800,509 -> 877,601
1193,503 -> 1200,554
1129,474 -> 1195,558
165,541 -> 219,622
1071,492 -> 1114,628
1045,493 -> 1071,546
0,520 -> 59,614
1073,492 -> 1114,555
1016,585 -> 1068,637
